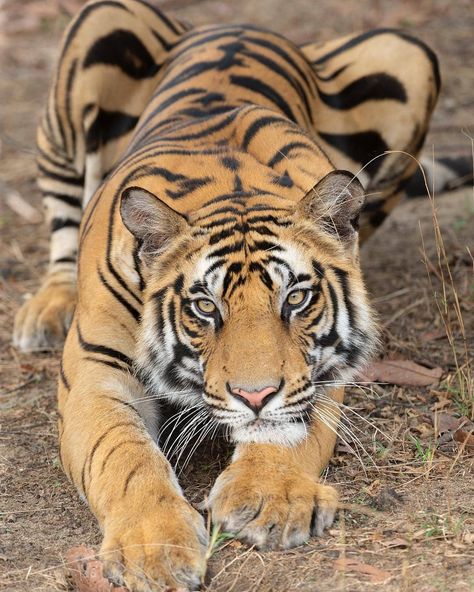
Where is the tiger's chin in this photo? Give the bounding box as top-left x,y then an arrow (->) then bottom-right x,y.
231,419 -> 308,446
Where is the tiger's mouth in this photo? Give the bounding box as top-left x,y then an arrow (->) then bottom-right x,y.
231,415 -> 309,445
211,400 -> 312,445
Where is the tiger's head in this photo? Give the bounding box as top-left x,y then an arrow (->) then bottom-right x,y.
121,130 -> 378,446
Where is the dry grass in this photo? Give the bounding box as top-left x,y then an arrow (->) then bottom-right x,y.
419,149 -> 473,421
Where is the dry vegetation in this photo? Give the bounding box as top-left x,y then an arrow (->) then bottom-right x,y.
1,1 -> 473,591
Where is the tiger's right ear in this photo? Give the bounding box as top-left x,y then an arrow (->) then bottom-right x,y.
120,186 -> 189,261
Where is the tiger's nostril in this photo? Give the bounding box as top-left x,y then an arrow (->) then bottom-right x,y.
229,385 -> 279,411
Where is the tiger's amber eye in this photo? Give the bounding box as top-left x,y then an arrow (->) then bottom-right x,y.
287,290 -> 307,307
195,299 -> 216,314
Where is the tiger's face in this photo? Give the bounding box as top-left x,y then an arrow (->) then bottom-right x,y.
122,169 -> 377,446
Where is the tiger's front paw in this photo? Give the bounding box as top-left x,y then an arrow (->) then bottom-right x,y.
13,279 -> 76,351
208,459 -> 338,550
101,494 -> 208,592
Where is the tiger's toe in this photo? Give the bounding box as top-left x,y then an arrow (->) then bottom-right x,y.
13,281 -> 76,351
101,497 -> 208,592
208,460 -> 338,550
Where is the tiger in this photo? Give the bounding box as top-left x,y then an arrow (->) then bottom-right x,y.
12,1 -> 444,590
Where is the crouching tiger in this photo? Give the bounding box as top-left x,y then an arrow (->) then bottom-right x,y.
13,0 -> 441,589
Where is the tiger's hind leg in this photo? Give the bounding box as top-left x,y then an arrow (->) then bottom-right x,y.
301,28 -> 440,243
13,0 -> 187,351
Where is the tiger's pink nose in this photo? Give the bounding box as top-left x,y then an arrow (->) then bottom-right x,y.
230,385 -> 278,411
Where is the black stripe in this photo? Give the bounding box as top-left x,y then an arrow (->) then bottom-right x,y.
53,256 -> 76,264
230,75 -> 297,122
132,241 -> 145,292
241,46 -> 313,118
45,191 -> 81,207
98,268 -> 141,322
311,28 -> 400,66
51,218 -> 80,232
312,28 -> 440,94
85,107 -> 139,152
100,438 -> 144,473
61,2 -> 130,58
134,0 -> 183,36
169,29 -> 239,61
318,130 -> 388,175
105,395 -> 141,418
222,262 -> 244,296
65,59 -> 78,156
59,362 -> 70,391
166,175 -> 212,200
314,64 -> 349,82
319,73 -> 407,110
152,29 -> 174,52
87,421 -> 136,480
37,145 -> 74,171
249,240 -> 283,253
84,29 -> 160,79
84,356 -> 129,372
208,241 -> 244,259
242,115 -> 285,150
318,282 -> 339,347
331,267 -> 354,326
200,216 -> 238,230
77,324 -> 133,366
209,227 -> 237,245
162,109 -> 238,142
137,88 -> 204,131
206,190 -> 256,207
123,463 -> 143,495
246,214 -> 291,227
38,163 -> 84,186
268,141 -> 312,167
396,30 -> 441,93
247,35 -> 315,95
248,261 -> 273,290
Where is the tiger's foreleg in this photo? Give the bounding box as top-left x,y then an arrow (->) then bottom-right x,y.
59,330 -> 208,591
208,387 -> 344,549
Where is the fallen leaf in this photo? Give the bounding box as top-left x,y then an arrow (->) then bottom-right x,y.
357,359 -> 443,387
334,557 -> 391,583
381,537 -> 409,549
66,546 -> 128,592
431,413 -> 474,449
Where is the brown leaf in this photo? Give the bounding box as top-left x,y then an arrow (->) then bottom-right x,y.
381,537 -> 409,549
66,546 -> 128,592
357,359 -> 443,386
431,413 -> 474,448
334,557 -> 391,583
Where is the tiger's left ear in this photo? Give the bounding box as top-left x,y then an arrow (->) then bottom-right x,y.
296,170 -> 365,245
120,186 -> 190,262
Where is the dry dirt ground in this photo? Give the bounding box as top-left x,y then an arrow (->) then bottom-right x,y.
0,1 -> 473,591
